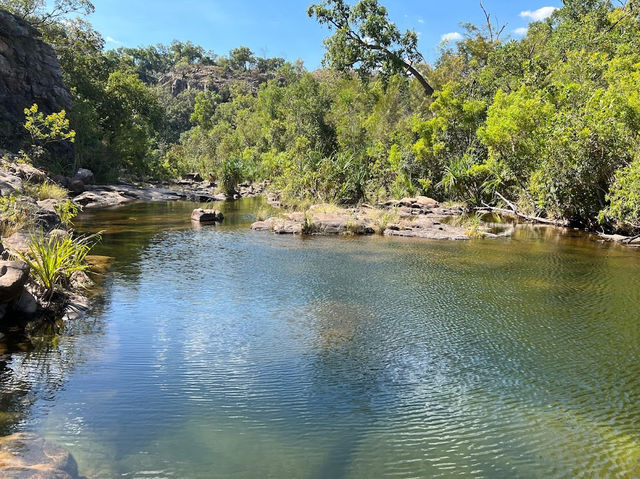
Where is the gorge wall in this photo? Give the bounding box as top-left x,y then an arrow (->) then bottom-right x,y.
0,8 -> 71,151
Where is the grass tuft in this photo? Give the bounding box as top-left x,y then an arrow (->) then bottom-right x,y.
24,180 -> 68,201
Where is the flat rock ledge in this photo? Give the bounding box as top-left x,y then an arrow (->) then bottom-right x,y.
250,197 -> 508,240
0,433 -> 86,479
384,218 -> 470,240
251,197 -> 518,240
73,184 -> 227,209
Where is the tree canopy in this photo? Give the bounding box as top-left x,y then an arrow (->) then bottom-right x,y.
308,0 -> 434,95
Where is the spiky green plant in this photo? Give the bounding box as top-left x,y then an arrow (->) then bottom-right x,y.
18,232 -> 100,300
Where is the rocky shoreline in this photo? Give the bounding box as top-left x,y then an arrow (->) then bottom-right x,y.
0,151 -> 268,331
253,196 -> 515,240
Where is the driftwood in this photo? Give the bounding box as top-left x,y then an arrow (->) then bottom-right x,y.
597,232 -> 640,244
478,193 -> 569,227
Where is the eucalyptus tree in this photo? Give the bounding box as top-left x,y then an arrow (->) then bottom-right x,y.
308,0 -> 434,96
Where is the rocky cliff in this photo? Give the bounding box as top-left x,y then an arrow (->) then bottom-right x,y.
0,8 -> 71,151
158,64 -> 281,96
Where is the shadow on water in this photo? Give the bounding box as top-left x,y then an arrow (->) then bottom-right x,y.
0,299 -> 108,436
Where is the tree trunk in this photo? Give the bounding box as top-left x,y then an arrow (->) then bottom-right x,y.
405,63 -> 434,96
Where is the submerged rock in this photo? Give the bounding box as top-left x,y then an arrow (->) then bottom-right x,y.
0,433 -> 83,479
191,208 -> 224,223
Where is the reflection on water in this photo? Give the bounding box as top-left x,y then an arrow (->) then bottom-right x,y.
1,198 -> 639,478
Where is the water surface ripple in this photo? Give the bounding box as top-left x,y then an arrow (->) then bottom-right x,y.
1,200 -> 639,478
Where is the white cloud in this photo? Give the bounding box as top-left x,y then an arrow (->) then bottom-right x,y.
441,32 -> 463,42
105,36 -> 121,44
418,18 -> 424,24
520,6 -> 557,21
514,27 -> 529,36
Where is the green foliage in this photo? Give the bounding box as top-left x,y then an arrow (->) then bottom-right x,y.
0,195 -> 35,236
0,0 -> 94,27
599,155 -> 640,231
18,232 -> 100,299
229,47 -> 255,71
219,157 -> 244,194
190,91 -> 221,129
308,0 -> 433,95
54,200 -> 81,227
23,104 -> 76,146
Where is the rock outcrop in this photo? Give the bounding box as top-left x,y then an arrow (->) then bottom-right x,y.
384,218 -> 470,240
158,64 -> 280,96
191,209 -> 224,223
250,198 -> 513,241
0,9 -> 72,151
0,261 -> 30,303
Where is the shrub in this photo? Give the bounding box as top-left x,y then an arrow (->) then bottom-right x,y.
23,104 -> 76,146
219,157 -> 244,194
599,157 -> 640,232
55,200 -> 82,228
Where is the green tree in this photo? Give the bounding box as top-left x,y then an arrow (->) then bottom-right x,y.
308,0 -> 434,95
0,0 -> 94,27
229,47 -> 255,71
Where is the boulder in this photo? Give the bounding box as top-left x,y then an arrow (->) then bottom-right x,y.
8,162 -> 46,183
0,171 -> 22,196
73,190 -> 130,209
273,220 -> 303,234
34,208 -> 61,231
0,261 -> 30,303
14,289 -> 37,316
251,219 -> 275,231
68,179 -> 85,194
183,172 -> 203,182
0,433 -> 82,479
191,208 -> 224,223
50,174 -> 70,189
72,168 -> 94,186
2,231 -> 31,255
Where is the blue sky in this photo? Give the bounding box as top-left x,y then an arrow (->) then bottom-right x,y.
90,0 -> 561,68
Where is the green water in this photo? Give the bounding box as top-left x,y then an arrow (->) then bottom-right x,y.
1,198 -> 639,478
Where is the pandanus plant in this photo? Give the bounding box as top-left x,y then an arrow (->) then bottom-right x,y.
18,232 -> 100,301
